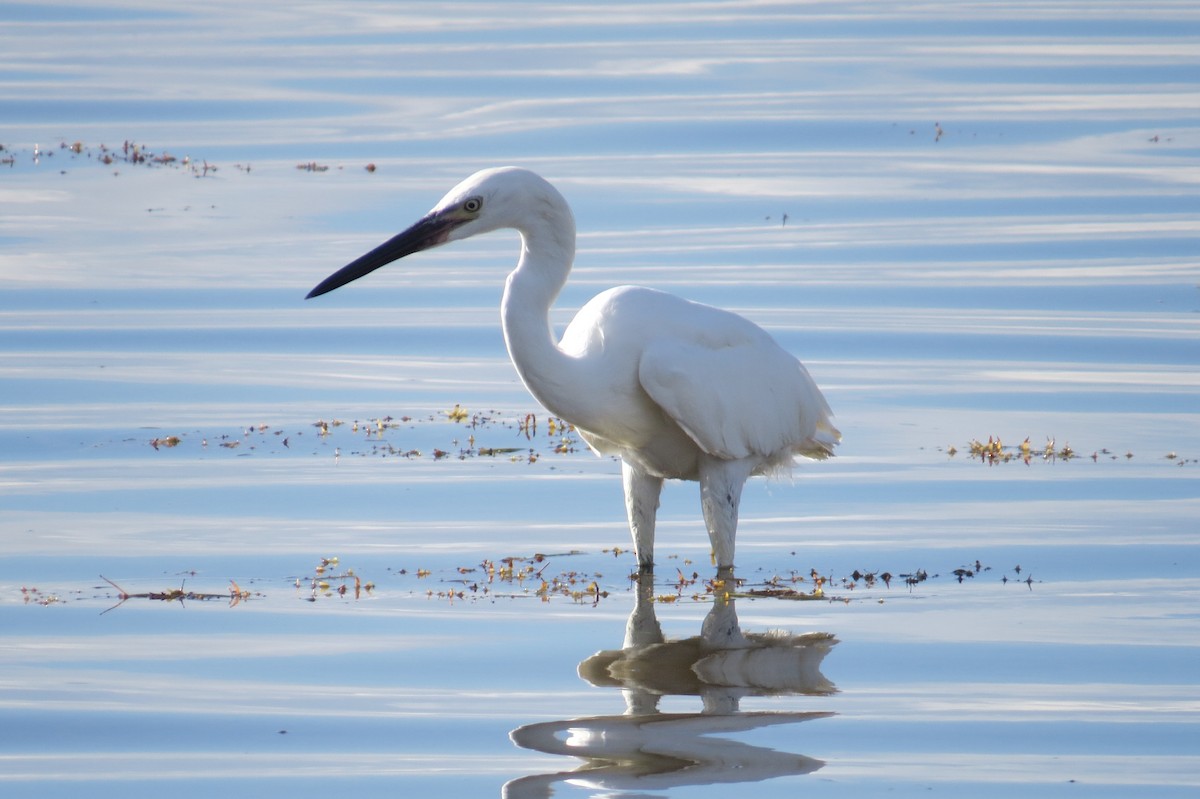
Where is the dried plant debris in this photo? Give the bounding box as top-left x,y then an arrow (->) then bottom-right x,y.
295,556 -> 375,602
682,559 -> 1035,605
14,554 -> 1034,612
372,553 -> 1034,606
1,138 -> 375,177
145,415 -> 1191,469
144,410 -> 581,464
418,551 -> 608,605
4,139 -> 221,177
98,574 -> 261,614
945,436 -> 1191,466
19,586 -> 66,606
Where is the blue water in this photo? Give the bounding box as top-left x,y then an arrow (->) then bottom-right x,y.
1,2 -> 1198,798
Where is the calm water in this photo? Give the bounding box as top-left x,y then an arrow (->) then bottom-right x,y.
2,2 -> 1198,797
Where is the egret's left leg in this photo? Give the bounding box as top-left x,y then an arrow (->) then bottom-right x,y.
698,456 -> 757,570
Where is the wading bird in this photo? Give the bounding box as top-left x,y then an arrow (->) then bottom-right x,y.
307,167 -> 838,571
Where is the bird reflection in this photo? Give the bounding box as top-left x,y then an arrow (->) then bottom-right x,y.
503,574 -> 837,797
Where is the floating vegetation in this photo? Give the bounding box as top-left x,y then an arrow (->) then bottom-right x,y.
19,586 -> 63,606
14,553 -> 1037,612
2,139 -> 223,178
98,574 -> 261,614
726,560 -> 1034,603
136,417 -> 1191,470
418,551 -> 608,605
0,138 -> 375,178
296,556 -> 374,602
143,409 -> 581,465
142,415 -> 1190,470
412,553 -> 1035,607
948,435 -> 1191,466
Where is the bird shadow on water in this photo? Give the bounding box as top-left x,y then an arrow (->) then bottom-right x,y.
503,573 -> 838,797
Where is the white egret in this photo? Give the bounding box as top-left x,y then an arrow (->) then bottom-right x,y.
307,167 -> 839,571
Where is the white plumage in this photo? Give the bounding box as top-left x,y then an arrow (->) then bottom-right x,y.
308,167 -> 838,571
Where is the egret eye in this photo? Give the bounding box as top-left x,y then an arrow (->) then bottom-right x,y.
463,196 -> 483,213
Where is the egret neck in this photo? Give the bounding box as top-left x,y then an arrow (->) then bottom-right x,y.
499,200 -> 584,420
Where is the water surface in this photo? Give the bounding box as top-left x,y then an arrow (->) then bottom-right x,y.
1,2 -> 1198,797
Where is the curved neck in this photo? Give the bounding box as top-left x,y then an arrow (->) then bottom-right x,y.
500,217 -> 580,417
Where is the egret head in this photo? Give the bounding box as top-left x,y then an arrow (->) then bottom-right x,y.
306,166 -> 572,299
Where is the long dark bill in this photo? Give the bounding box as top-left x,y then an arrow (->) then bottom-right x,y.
305,212 -> 456,299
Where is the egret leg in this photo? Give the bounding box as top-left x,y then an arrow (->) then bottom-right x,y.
622,460 -> 663,570
698,456 -> 756,570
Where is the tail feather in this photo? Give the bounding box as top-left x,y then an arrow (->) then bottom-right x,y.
799,417 -> 841,461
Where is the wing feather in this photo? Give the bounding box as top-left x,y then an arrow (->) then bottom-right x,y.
639,336 -> 838,462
